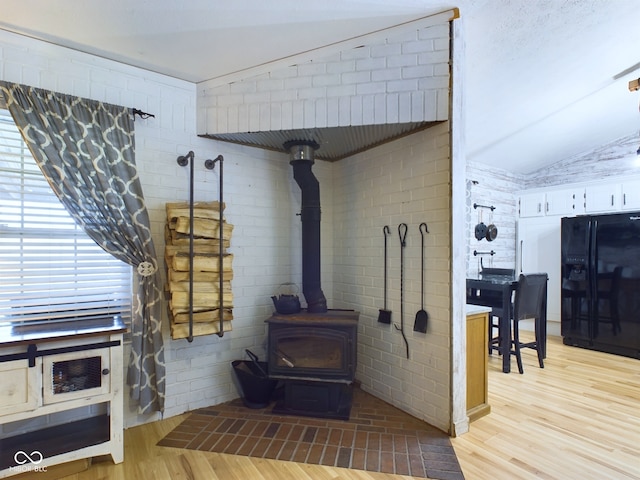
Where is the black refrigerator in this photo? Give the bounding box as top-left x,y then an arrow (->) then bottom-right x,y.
561,212 -> 640,359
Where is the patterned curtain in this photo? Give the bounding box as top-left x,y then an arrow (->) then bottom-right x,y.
0,81 -> 165,414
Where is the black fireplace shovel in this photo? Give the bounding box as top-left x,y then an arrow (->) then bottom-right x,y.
378,225 -> 392,324
414,222 -> 429,333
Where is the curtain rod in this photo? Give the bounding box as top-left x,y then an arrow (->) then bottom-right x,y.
132,108 -> 155,120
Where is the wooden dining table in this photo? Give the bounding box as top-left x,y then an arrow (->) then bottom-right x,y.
466,272 -> 519,373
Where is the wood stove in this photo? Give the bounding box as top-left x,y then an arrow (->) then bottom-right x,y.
263,142 -> 359,419
266,309 -> 358,419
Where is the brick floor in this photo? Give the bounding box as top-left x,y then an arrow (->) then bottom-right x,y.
158,386 -> 464,479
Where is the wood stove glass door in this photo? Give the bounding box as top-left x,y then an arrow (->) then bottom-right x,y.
270,326 -> 354,381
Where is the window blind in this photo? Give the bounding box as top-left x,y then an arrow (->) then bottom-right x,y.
0,109 -> 132,327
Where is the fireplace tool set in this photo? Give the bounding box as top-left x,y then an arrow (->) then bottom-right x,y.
378,225 -> 392,324
395,223 -> 410,358
380,222 -> 430,359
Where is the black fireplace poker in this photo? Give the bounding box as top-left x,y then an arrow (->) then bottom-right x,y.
285,140 -> 328,313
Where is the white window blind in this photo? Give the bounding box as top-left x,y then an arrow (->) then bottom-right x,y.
0,109 -> 132,328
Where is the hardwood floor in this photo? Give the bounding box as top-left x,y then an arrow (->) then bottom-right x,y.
59,335 -> 640,480
452,335 -> 640,480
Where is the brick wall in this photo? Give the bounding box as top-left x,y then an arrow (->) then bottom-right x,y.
0,11 -> 458,436
194,13 -> 458,432
332,125 -> 453,432
0,29 -> 327,429
197,15 -> 451,135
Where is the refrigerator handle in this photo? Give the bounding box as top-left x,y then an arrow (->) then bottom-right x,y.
519,240 -> 524,272
588,219 -> 597,334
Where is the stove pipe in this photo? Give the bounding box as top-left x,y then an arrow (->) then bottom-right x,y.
285,140 -> 328,313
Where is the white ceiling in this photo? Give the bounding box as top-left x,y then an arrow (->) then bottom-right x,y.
1,0 -> 639,174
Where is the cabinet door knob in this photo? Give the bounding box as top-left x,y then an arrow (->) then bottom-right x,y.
102,368 -> 110,375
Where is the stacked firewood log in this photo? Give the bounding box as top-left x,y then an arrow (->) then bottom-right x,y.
164,201 -> 233,339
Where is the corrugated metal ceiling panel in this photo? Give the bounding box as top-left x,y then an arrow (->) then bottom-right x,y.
202,122 -> 440,161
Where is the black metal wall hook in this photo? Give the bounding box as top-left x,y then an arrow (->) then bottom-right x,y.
419,222 -> 429,234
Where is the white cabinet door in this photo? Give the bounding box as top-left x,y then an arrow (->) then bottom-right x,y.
545,188 -> 584,216
585,184 -> 620,213
519,192 -> 545,217
42,348 -> 111,404
516,216 -> 561,323
621,180 -> 640,211
0,359 -> 41,416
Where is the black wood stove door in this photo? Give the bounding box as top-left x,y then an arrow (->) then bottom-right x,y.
266,311 -> 358,383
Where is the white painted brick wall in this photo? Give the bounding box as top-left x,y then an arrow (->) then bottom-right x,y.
198,18 -> 450,136
0,13 -> 456,436
466,162 -> 525,276
0,29 -> 335,430
332,124 -> 452,432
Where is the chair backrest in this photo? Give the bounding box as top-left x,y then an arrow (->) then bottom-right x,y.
481,267 -> 515,277
513,273 -> 548,321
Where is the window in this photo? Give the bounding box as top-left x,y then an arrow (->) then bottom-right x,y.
0,109 -> 132,328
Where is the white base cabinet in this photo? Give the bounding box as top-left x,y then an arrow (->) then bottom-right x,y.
0,329 -> 124,478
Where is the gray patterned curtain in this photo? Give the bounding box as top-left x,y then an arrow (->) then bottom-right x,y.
0,81 -> 165,414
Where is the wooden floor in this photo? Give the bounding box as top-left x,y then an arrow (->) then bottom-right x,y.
59,335 -> 640,480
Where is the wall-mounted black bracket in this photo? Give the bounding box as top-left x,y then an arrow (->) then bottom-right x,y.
473,203 -> 495,211
132,108 -> 155,120
473,250 -> 496,256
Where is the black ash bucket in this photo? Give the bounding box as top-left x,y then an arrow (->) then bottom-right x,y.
232,350 -> 277,408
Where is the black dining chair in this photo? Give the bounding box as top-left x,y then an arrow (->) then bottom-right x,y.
479,267 -> 516,355
505,273 -> 548,374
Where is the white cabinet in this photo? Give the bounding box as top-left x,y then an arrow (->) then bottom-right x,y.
518,192 -> 545,217
585,184 -> 620,213
0,328 -> 124,477
545,188 -> 584,216
519,188 -> 584,218
517,216 -> 561,323
519,178 -> 640,219
621,180 -> 640,211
